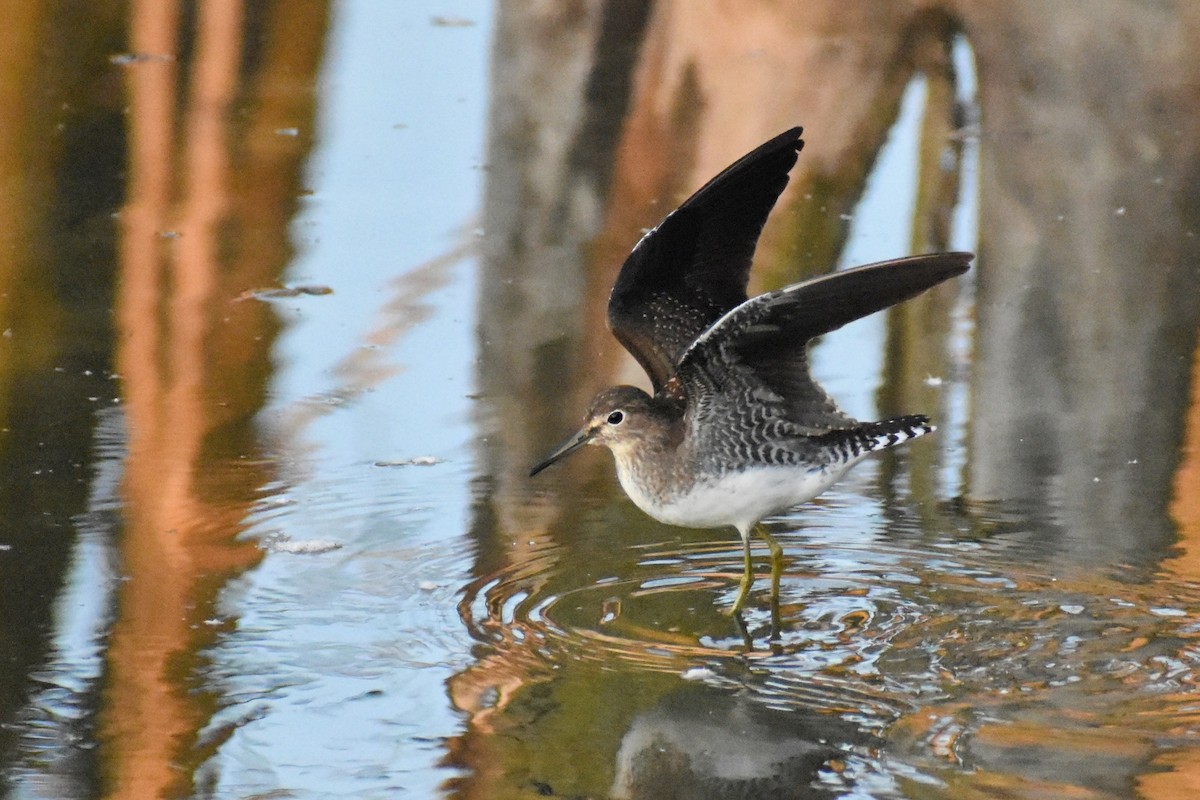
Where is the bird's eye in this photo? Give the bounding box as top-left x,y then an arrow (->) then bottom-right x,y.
607,410 -> 625,425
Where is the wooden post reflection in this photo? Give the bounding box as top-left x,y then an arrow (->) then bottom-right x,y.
962,3 -> 1200,564
1167,344 -> 1200,575
103,0 -> 327,796
1144,335 -> 1200,795
106,2 -> 255,797
879,22 -> 967,506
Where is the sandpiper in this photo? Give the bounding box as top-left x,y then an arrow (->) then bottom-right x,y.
530,126 -> 971,614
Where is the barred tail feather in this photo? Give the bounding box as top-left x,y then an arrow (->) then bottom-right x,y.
814,414 -> 934,463
860,414 -> 935,451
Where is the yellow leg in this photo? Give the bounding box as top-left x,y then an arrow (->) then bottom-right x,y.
759,524 -> 783,602
727,524 -> 783,616
759,524 -> 783,636
728,528 -> 755,615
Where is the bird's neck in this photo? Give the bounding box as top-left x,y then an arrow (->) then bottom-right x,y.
610,410 -> 688,503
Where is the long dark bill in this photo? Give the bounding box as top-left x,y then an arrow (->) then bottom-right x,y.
529,426 -> 594,477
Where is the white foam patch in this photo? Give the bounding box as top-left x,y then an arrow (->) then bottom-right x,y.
262,537 -> 344,555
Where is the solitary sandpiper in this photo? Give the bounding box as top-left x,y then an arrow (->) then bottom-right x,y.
530,126 -> 972,614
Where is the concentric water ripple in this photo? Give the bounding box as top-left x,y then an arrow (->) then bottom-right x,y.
458,513 -> 1200,742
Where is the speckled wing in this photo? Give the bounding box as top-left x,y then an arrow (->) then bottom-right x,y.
607,127 -> 805,394
677,252 -> 974,435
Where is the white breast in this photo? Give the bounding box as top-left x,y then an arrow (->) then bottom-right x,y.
615,462 -> 855,534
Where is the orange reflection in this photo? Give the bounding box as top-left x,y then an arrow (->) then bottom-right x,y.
1141,748 -> 1200,800
1168,341 -> 1200,577
0,1 -> 66,425
1143,339 -> 1200,798
101,0 -> 327,796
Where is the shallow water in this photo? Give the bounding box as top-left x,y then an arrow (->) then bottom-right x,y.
2,2 -> 1200,799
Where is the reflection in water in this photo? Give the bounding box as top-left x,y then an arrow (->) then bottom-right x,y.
0,1 -> 328,797
1170,345 -> 1200,576
967,3 -> 1200,567
101,1 -> 329,795
459,2 -> 1200,799
0,3 -> 130,797
100,0 -> 326,794
269,236 -> 472,462
5,410 -> 124,794
611,687 -> 875,800
456,489 -> 1200,796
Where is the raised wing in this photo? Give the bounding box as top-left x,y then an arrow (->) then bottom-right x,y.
607,127 -> 805,393
677,252 -> 973,432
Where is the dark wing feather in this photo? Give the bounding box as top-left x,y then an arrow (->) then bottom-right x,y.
607,127 -> 805,393
677,252 -> 973,434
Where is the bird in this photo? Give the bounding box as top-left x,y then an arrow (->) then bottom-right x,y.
529,126 -> 972,615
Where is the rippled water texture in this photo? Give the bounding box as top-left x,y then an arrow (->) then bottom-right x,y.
459,488 -> 1200,797
2,2 -> 1200,799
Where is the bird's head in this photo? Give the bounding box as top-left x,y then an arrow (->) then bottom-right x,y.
529,385 -> 658,476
